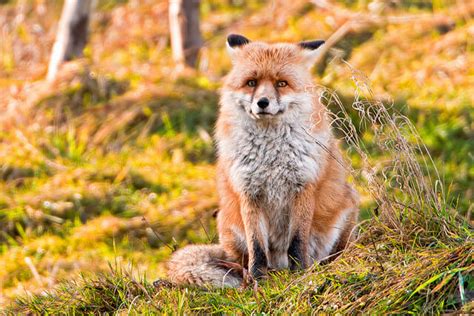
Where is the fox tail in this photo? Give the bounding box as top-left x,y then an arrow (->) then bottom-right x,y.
167,244 -> 243,288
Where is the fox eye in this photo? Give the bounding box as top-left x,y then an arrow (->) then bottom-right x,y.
276,81 -> 288,88
247,80 -> 257,87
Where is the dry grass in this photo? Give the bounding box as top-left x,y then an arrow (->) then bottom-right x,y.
324,62 -> 457,237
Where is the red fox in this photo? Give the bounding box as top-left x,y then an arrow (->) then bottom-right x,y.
167,34 -> 359,287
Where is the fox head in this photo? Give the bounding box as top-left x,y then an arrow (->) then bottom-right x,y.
221,34 -> 325,122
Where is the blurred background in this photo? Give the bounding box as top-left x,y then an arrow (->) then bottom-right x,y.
0,0 -> 472,305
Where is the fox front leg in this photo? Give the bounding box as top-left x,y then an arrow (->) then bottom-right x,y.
241,199 -> 268,279
249,235 -> 268,279
288,232 -> 309,270
288,188 -> 314,270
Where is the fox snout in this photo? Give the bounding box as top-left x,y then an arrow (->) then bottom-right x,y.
250,82 -> 283,118
254,97 -> 276,115
251,96 -> 282,118
256,97 -> 269,109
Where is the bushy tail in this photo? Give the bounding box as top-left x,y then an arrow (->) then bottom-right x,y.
167,244 -> 243,288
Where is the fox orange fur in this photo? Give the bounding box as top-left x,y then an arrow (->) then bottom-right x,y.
167,34 -> 359,287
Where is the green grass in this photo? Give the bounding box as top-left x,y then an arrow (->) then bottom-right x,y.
10,224 -> 473,314
0,0 -> 473,313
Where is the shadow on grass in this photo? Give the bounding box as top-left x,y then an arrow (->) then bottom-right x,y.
34,71 -> 218,163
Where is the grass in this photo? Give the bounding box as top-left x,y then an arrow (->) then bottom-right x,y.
10,226 -> 473,314
0,0 -> 473,313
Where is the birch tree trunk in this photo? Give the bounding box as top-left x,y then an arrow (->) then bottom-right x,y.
47,0 -> 93,81
169,0 -> 203,68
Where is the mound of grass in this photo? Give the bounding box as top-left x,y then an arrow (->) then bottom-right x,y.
10,220 -> 472,314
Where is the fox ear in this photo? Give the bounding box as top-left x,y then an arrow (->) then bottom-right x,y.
226,34 -> 250,59
298,40 -> 325,69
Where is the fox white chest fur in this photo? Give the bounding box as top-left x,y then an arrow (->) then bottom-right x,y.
217,90 -> 331,209
222,119 -> 328,207
217,111 -> 331,268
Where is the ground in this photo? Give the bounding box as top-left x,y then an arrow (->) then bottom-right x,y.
0,0 -> 472,313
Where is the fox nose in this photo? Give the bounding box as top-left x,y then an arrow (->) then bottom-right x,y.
257,97 -> 269,109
